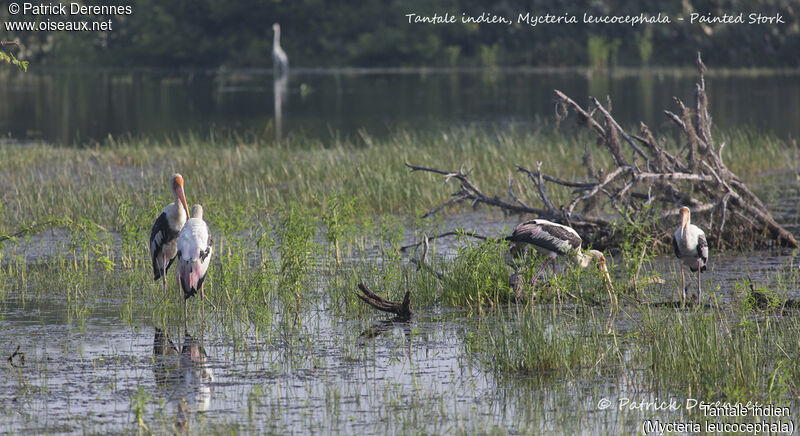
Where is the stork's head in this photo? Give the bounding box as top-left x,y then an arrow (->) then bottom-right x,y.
190,204 -> 203,220
171,174 -> 190,217
579,249 -> 614,293
273,23 -> 280,32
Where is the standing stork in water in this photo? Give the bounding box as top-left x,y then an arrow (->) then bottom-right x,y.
150,174 -> 190,299
177,205 -> 213,320
272,23 -> 289,76
507,219 -> 614,305
672,207 -> 708,304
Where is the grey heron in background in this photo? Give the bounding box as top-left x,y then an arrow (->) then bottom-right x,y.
272,23 -> 289,75
272,23 -> 289,139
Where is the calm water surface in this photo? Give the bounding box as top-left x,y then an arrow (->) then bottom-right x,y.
2,68 -> 800,144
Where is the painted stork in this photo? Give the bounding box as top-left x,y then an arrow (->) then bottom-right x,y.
507,219 -> 614,305
672,206 -> 708,303
150,174 -> 190,299
272,23 -> 289,76
177,204 -> 213,318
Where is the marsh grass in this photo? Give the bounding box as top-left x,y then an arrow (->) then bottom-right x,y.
636,305 -> 800,402
0,125 -> 794,234
2,125 -> 800,434
440,238 -> 514,309
466,308 -> 615,378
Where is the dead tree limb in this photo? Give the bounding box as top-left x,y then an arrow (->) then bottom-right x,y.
355,283 -> 412,318
399,230 -> 489,252
407,53 -> 797,250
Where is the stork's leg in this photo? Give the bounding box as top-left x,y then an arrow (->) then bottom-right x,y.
178,269 -> 187,325
200,282 -> 205,321
697,259 -> 702,303
162,252 -> 168,300
680,264 -> 686,307
530,258 -> 554,305
552,260 -> 561,309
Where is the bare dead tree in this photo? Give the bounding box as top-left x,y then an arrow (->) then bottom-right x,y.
407,53 -> 797,251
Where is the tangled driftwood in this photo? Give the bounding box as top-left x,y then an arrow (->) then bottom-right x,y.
407,54 -> 797,251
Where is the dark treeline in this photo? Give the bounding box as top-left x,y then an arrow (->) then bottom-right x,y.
1,0 -> 798,68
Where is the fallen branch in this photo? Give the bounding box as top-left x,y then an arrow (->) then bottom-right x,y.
407,53 -> 797,250
355,283 -> 412,318
6,345 -> 24,368
399,230 -> 489,252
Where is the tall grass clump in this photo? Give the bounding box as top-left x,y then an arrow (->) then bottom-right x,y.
467,309 -> 612,378
440,238 -> 513,309
639,307 -> 800,402
610,206 -> 661,299
321,193 -> 369,264
276,204 -> 319,309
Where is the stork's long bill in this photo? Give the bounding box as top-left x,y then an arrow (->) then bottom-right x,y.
173,174 -> 190,217
599,257 -> 614,293
680,206 -> 690,242
579,249 -> 614,293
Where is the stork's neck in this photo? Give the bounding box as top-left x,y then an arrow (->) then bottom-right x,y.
680,213 -> 690,243
173,192 -> 186,220
273,28 -> 281,49
576,250 -> 590,268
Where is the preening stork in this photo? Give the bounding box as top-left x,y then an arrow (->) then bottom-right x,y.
507,219 -> 614,305
177,204 -> 213,319
272,23 -> 289,75
150,174 -> 190,299
672,206 -> 708,303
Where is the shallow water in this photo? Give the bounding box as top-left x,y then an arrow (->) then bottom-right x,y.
2,168 -> 800,433
2,252 -> 797,435
1,241 -> 799,434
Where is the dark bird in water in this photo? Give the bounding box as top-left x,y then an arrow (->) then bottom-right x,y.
672,207 -> 708,304
150,174 -> 190,299
507,219 -> 614,305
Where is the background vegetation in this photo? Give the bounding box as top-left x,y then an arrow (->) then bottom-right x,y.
1,0 -> 799,69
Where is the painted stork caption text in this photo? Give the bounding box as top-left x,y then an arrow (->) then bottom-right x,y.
405,11 -> 787,27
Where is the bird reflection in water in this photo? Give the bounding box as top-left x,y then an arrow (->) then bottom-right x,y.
153,327 -> 214,432
273,72 -> 288,140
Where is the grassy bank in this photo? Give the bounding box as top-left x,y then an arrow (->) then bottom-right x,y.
0,125 -> 796,234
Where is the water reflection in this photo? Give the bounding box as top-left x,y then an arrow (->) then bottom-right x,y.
152,327 -> 214,431
274,73 -> 288,140
2,69 -> 800,144
358,315 -> 412,340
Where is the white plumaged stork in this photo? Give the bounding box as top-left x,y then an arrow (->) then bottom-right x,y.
672,206 -> 708,304
150,174 -> 190,298
507,219 -> 614,305
177,204 -> 214,319
272,23 -> 289,75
